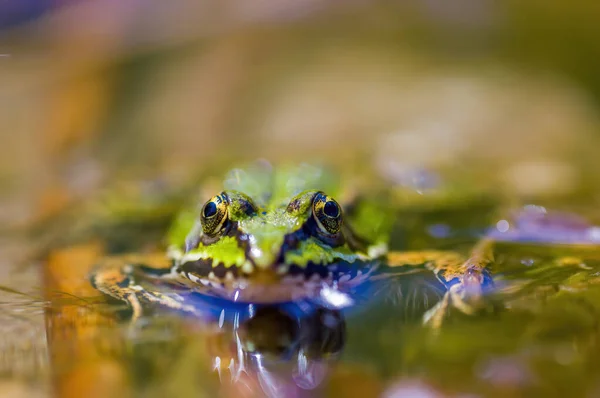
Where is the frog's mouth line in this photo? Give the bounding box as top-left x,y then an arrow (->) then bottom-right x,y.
179,224 -> 363,281
178,257 -> 377,282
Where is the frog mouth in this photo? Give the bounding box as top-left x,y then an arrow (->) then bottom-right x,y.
178,257 -> 376,283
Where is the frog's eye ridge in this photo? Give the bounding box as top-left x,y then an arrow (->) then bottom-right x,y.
312,192 -> 342,236
201,193 -> 229,236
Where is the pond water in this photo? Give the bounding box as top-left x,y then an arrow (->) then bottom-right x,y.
4,175 -> 600,398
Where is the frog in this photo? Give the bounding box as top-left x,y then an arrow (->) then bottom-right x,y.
90,163 -> 494,328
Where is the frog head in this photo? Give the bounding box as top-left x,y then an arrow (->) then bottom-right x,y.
178,189 -> 381,274
167,164 -> 391,302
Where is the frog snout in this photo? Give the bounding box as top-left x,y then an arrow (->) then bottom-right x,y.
247,234 -> 285,269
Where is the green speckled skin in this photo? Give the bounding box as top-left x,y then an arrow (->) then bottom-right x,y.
171,163 -> 389,277
92,163 -> 393,310
90,162 -> 494,325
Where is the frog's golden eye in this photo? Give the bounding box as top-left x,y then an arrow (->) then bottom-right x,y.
312,192 -> 342,235
201,193 -> 229,236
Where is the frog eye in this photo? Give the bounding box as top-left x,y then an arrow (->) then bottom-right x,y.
200,193 -> 229,236
312,192 -> 342,235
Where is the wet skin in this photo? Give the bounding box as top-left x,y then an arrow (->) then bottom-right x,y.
91,164 -> 494,328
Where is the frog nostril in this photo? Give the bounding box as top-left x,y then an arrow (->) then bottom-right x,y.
283,233 -> 300,250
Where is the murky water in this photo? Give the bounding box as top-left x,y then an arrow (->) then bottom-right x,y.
2,186 -> 599,398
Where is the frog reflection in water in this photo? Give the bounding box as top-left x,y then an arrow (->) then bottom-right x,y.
91,164 -> 494,330
210,304 -> 345,393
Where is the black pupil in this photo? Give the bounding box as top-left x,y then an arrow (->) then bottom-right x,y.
324,201 -> 339,218
203,201 -> 217,218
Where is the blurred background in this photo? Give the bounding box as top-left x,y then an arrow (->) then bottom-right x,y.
1,1 -> 600,397
2,0 -> 600,229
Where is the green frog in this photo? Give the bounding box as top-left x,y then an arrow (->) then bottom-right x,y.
91,163 -> 493,328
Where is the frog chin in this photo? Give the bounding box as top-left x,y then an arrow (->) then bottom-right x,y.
185,260 -> 376,305
189,275 -> 345,305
